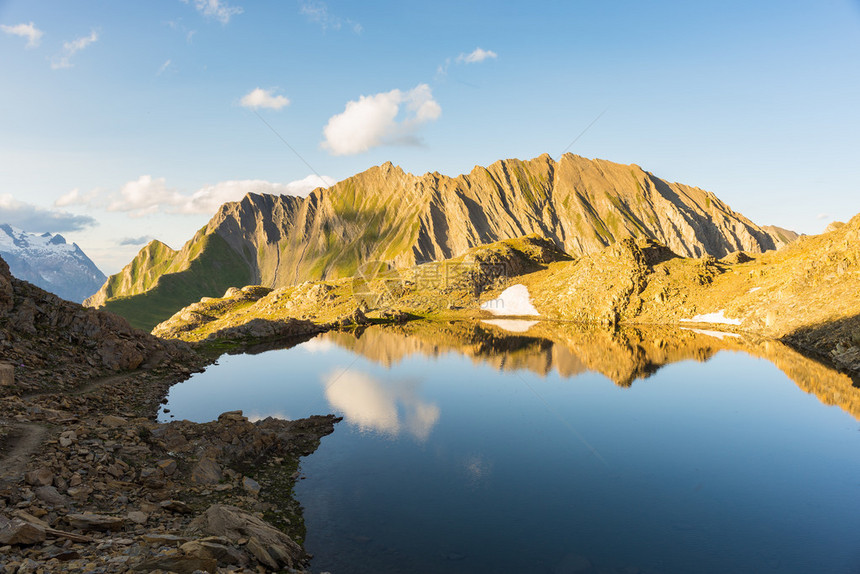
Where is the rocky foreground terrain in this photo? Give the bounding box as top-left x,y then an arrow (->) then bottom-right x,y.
0,254 -> 343,573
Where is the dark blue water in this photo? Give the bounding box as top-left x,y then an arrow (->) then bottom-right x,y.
160,326 -> 860,574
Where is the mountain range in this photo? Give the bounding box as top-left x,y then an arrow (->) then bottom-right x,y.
85,153 -> 797,330
0,224 -> 106,303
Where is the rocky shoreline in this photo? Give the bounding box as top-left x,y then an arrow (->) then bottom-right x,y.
1,253 -> 344,573
0,355 -> 341,573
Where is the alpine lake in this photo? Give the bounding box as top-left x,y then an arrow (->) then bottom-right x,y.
158,320 -> 860,574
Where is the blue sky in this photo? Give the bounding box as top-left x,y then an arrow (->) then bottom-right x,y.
1,0 -> 858,273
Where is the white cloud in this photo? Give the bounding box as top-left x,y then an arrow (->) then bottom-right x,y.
157,59 -> 171,75
438,47 -> 498,77
75,174 -> 335,218
457,47 -> 497,64
184,0 -> 243,24
299,0 -> 361,32
240,87 -> 290,110
175,177 -> 332,213
51,30 -> 98,69
283,174 -> 336,196
322,84 -> 441,155
107,175 -> 177,217
1,22 -> 43,48
0,194 -> 96,232
54,188 -> 101,208
816,213 -> 831,220
118,235 -> 154,246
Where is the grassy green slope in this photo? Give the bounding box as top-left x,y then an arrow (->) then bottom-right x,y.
100,233 -> 253,331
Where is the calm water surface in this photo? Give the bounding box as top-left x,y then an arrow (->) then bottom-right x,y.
159,323 -> 860,574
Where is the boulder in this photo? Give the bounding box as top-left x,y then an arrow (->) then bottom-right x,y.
25,467 -> 53,487
0,517 -> 46,545
34,485 -> 68,507
191,458 -> 222,485
186,504 -> 304,570
101,415 -> 128,428
217,410 -> 247,422
127,511 -> 148,525
139,467 -> 166,489
242,476 -> 261,495
180,537 -> 248,565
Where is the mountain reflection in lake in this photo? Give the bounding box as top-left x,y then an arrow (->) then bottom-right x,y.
160,322 -> 860,574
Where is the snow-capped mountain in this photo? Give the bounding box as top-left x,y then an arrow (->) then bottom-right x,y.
0,224 -> 107,303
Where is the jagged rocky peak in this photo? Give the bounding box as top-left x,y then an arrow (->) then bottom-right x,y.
87,154 -> 798,331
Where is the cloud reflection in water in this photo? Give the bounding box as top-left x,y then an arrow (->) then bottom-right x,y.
323,370 -> 440,440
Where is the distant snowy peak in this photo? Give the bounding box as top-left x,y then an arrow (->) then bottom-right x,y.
1,224 -> 73,252
0,224 -> 107,303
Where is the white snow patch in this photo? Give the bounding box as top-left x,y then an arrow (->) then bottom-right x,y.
480,284 -> 539,316
680,327 -> 740,340
748,287 -> 761,293
481,319 -> 539,333
679,309 -> 742,326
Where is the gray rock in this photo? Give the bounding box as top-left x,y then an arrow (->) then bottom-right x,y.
34,485 -> 68,507
191,458 -> 222,485
101,415 -> 127,428
242,476 -> 261,495
24,467 -> 53,487
127,511 -> 148,525
14,558 -> 41,574
139,466 -> 165,489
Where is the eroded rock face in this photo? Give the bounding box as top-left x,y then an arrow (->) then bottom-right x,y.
90,154 -> 796,329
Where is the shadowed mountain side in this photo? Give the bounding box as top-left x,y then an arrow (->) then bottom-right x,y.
316,322 -> 860,420
87,234 -> 254,331
89,154 -> 793,329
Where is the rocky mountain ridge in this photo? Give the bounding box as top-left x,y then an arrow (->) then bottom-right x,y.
86,154 -> 796,330
0,225 -> 106,303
